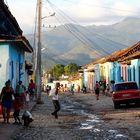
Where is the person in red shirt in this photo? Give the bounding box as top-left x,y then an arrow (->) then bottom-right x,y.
28,79 -> 36,101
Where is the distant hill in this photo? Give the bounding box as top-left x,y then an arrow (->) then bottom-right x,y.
26,17 -> 140,70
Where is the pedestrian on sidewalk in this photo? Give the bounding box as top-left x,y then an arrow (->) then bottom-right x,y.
16,80 -> 26,108
51,82 -> 60,119
70,84 -> 75,95
0,80 -> 14,123
105,83 -> 110,96
46,85 -> 50,95
82,85 -> 87,94
95,81 -> 100,100
25,91 -> 30,109
28,79 -> 36,101
13,94 -> 22,125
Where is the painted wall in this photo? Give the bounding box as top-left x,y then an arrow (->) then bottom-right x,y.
121,64 -> 127,82
94,64 -> 100,83
131,59 -> 140,88
110,62 -> 114,82
87,72 -> 94,92
0,44 -> 9,91
127,65 -> 131,81
83,69 -> 88,87
110,62 -> 121,83
0,43 -> 25,91
103,62 -> 112,84
9,44 -> 25,90
115,62 -> 121,82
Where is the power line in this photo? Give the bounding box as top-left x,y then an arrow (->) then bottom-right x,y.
46,0 -> 132,50
47,0 -> 128,48
43,0 -> 138,64
46,0 -> 111,56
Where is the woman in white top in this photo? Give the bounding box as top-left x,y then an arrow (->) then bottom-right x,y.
51,83 -> 60,119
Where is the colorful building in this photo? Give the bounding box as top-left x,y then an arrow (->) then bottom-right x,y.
83,41 -> 140,90
0,0 -> 33,91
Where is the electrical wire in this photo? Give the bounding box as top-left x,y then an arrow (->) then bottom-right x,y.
46,0 -> 117,55
46,0 -> 133,52
47,0 -> 128,49
43,0 -> 138,64
47,0 -> 140,44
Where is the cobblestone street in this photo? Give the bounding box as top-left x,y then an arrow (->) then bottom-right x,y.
10,93 -> 140,140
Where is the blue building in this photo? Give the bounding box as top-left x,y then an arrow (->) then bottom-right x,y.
0,0 -> 33,91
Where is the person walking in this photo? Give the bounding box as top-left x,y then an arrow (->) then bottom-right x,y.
82,85 -> 87,94
51,83 -> 60,119
77,84 -> 80,93
16,80 -> 26,108
0,80 -> 14,123
46,85 -> 50,95
70,84 -> 75,95
28,79 -> 36,101
13,94 -> 22,125
95,81 -> 100,100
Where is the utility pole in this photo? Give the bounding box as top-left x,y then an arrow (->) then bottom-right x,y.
36,0 -> 43,103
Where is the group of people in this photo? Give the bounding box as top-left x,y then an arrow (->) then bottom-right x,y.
70,84 -> 87,94
94,80 -> 117,100
0,79 -> 35,124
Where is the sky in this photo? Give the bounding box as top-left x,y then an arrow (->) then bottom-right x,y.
6,0 -> 140,34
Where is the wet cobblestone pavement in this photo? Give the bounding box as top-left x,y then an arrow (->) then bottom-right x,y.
10,93 -> 140,140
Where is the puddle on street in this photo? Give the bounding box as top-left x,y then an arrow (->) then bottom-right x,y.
62,100 -> 130,139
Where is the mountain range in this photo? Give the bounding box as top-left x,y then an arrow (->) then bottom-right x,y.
26,17 -> 140,70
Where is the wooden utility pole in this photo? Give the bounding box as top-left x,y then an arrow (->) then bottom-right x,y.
36,0 -> 43,103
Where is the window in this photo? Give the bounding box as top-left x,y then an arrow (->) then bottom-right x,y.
115,82 -> 138,91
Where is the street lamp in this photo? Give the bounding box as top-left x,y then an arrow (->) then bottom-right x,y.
42,12 -> 55,19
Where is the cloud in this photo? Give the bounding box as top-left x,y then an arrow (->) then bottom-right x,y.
63,0 -> 140,25
69,0 -> 107,19
8,0 -> 36,34
112,1 -> 139,17
7,0 -> 140,34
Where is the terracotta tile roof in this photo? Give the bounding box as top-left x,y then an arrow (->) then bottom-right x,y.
117,41 -> 140,62
83,41 -> 140,68
105,48 -> 129,62
86,67 -> 95,72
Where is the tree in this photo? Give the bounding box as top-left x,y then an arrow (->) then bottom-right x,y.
64,63 -> 79,76
53,64 -> 64,79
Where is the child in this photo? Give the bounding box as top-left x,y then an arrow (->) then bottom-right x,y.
106,84 -> 110,96
25,91 -> 30,109
13,95 -> 22,124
